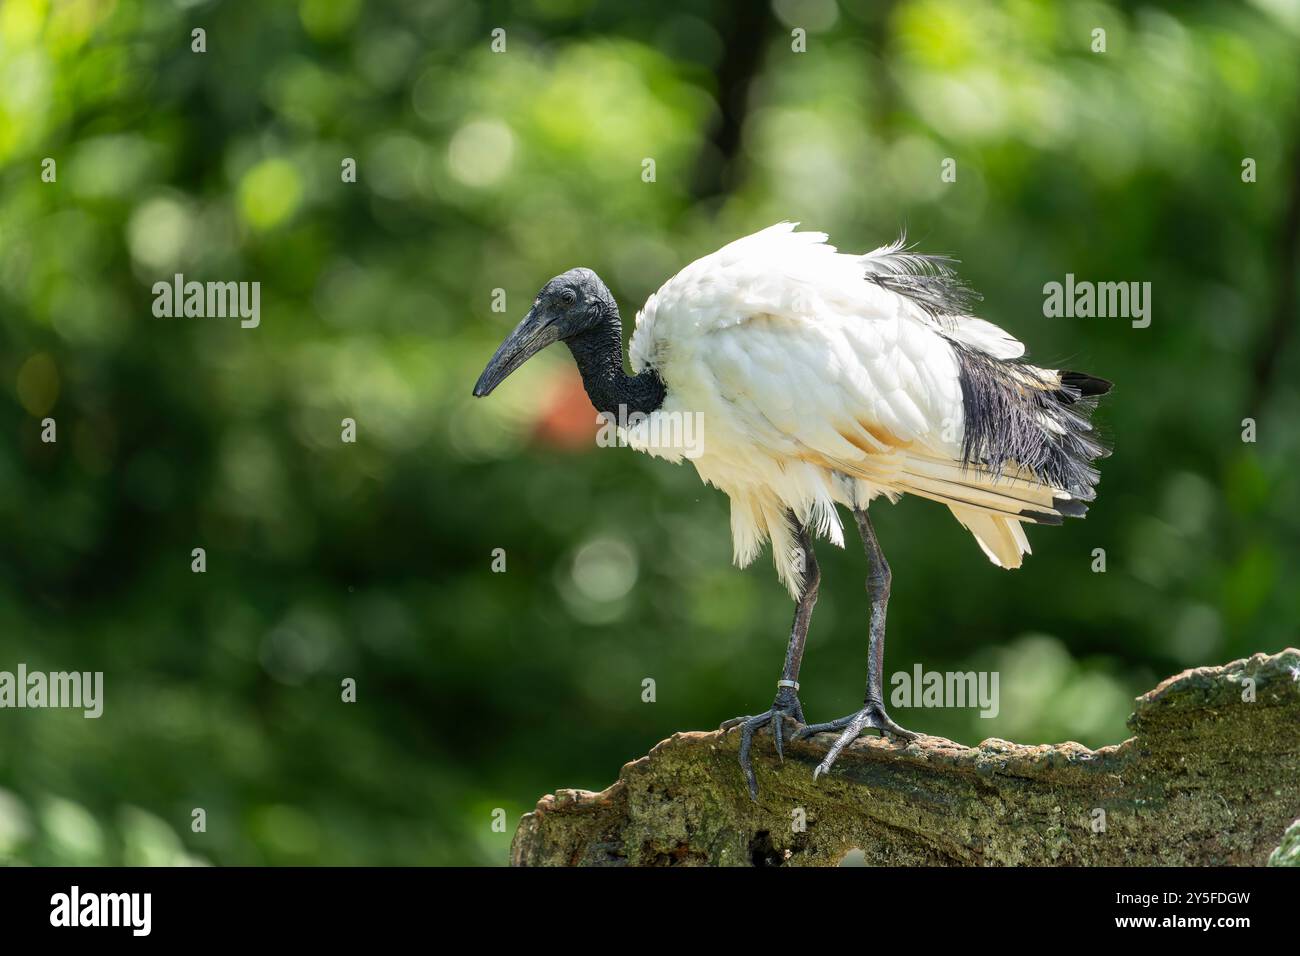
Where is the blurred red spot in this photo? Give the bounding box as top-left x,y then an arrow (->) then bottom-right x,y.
532,368 -> 599,451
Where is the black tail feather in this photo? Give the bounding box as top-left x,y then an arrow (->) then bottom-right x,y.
1060,370 -> 1113,399
953,344 -> 1110,501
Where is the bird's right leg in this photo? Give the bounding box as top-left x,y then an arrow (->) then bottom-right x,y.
720,521 -> 819,800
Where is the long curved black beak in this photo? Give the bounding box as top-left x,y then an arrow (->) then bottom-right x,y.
472,307 -> 560,397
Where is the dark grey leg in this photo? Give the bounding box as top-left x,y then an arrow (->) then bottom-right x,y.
721,520 -> 819,800
796,508 -> 917,779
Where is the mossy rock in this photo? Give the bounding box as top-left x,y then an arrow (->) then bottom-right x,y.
513,649 -> 1300,867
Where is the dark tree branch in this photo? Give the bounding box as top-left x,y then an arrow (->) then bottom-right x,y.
690,0 -> 777,201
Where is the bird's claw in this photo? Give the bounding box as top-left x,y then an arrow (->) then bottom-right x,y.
795,701 -> 917,780
722,691 -> 806,800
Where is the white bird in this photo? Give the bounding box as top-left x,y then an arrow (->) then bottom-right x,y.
474,223 -> 1110,797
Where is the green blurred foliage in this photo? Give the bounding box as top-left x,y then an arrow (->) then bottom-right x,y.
2,0 -> 1298,865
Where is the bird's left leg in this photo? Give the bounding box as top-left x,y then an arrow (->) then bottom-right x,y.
796,507 -> 918,780
721,521 -> 819,799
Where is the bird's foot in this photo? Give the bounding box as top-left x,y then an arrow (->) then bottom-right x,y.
720,685 -> 806,800
795,700 -> 918,780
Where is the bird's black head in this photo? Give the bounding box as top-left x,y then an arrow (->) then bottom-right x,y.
472,268 -> 614,397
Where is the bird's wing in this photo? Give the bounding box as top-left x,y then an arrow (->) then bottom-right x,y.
693,300 -> 966,484
635,224 -> 1095,595
639,223 -> 974,462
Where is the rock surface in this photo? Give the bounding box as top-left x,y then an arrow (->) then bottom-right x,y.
511,649 -> 1300,866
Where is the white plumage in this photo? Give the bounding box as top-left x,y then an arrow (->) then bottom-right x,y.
473,220 -> 1110,791
623,222 -> 1085,597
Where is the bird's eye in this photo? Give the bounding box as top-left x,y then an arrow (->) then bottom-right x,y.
560,289 -> 577,305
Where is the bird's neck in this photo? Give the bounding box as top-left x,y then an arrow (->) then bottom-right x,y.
565,304 -> 666,417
